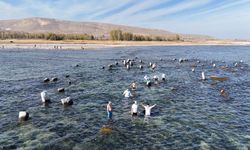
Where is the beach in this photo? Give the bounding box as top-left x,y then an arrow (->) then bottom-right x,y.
1,39 -> 250,50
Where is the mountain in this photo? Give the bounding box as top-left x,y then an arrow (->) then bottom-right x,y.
0,17 -> 212,41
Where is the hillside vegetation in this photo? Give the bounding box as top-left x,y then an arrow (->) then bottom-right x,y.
0,17 -> 212,41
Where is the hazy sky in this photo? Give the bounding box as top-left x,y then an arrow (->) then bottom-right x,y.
0,0 -> 250,39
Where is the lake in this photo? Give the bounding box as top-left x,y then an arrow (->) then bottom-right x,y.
0,46 -> 249,150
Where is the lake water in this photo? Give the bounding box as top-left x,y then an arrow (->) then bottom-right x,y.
0,46 -> 249,150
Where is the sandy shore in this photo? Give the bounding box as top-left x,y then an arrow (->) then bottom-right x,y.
0,39 -> 249,50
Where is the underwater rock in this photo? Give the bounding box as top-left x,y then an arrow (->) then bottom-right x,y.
153,75 -> 158,81
220,88 -> 228,98
43,78 -> 50,83
179,58 -> 183,63
19,111 -> 29,121
162,73 -> 166,81
199,141 -> 210,150
100,126 -> 112,134
146,81 -> 151,87
51,77 -> 58,82
108,64 -> 113,69
61,97 -> 73,106
57,88 -> 65,92
170,87 -> 177,91
75,64 -> 80,67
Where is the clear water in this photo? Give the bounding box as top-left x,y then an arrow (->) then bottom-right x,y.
0,46 -> 249,150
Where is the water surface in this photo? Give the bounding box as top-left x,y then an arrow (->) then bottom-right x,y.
0,46 -> 249,149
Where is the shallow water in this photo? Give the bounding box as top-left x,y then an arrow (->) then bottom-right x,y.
0,46 -> 250,150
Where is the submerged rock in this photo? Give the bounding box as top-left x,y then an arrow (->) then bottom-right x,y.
146,81 -> 151,87
43,78 -> 50,83
153,75 -> 158,81
18,111 -> 29,121
51,77 -> 58,82
162,73 -> 166,81
179,58 -> 183,63
149,62 -> 152,67
61,97 -> 73,106
100,126 -> 112,134
108,64 -> 113,70
170,87 -> 177,91
199,141 -> 210,150
75,64 -> 80,67
58,88 -> 65,92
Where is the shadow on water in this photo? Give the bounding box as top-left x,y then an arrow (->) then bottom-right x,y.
0,46 -> 250,149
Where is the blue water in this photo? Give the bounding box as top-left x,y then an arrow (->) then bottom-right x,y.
0,46 -> 249,149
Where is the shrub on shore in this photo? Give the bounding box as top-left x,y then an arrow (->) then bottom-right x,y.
0,31 -> 95,41
109,29 -> 180,41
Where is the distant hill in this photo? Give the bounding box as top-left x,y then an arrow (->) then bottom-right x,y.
0,17 -> 212,41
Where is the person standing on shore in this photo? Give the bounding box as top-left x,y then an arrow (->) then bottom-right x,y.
107,101 -> 112,119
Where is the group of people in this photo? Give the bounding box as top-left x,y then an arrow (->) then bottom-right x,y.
106,76 -> 160,120
106,100 -> 156,119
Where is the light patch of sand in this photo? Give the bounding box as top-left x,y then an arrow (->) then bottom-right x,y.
0,39 -> 249,50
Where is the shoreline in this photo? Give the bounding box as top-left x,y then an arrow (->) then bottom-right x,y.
0,39 -> 250,50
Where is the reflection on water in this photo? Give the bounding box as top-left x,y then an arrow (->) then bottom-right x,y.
0,46 -> 249,149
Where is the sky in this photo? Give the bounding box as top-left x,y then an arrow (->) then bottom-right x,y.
0,0 -> 250,39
